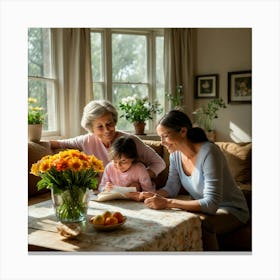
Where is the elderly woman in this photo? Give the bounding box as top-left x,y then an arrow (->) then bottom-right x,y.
50,100 -> 166,182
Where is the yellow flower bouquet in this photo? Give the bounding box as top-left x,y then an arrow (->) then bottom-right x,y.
31,149 -> 104,222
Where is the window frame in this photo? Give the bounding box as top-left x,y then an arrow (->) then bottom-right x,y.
28,28 -> 59,137
90,28 -> 164,134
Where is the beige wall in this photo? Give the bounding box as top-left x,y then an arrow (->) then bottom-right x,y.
193,28 -> 252,142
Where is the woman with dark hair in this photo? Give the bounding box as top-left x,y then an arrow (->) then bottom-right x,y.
127,110 -> 249,250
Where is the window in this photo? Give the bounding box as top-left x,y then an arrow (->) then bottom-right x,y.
90,29 -> 164,133
28,28 -> 57,134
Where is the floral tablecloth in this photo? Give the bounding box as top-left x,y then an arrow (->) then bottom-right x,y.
28,197 -> 202,252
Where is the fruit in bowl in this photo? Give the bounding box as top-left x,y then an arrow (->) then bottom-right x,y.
91,214 -> 105,225
112,211 -> 125,223
90,210 -> 126,231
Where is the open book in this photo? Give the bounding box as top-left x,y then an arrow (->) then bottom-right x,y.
91,186 -> 137,202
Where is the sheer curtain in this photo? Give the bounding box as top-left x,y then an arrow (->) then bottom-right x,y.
164,28 -> 194,116
53,28 -> 93,137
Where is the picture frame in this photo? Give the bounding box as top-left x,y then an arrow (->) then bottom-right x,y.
228,70 -> 252,103
195,74 -> 218,98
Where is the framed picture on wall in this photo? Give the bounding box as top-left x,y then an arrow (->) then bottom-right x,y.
228,70 -> 252,103
195,74 -> 218,98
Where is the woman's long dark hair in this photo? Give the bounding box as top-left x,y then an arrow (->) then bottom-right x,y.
158,110 -> 208,143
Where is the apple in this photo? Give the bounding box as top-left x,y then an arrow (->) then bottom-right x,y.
112,211 -> 124,223
102,210 -> 112,220
104,216 -> 118,225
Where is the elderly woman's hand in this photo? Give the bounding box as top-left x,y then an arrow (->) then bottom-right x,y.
144,194 -> 169,210
125,191 -> 155,202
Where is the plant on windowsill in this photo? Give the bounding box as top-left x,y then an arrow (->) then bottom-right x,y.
192,98 -> 226,140
166,85 -> 185,110
28,97 -> 46,142
119,95 -> 163,135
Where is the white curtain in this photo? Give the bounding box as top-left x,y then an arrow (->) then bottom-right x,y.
164,28 -> 194,116
53,28 -> 93,137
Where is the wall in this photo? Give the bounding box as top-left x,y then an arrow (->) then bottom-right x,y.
193,28 -> 252,142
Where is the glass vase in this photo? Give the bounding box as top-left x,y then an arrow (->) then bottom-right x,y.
51,187 -> 90,223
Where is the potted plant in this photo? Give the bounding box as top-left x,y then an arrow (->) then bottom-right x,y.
166,85 -> 185,110
119,95 -> 162,135
28,97 -> 46,142
192,98 -> 226,140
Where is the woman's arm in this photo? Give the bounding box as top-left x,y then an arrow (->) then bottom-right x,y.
132,136 -> 166,178
50,140 -> 61,149
144,194 -> 202,212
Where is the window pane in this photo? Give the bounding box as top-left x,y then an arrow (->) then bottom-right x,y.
156,36 -> 165,121
112,34 -> 147,83
28,28 -> 52,78
90,32 -> 103,82
112,84 -> 148,131
28,79 -> 57,131
93,83 -> 104,99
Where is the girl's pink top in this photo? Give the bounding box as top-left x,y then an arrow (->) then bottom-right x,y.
99,161 -> 155,192
57,131 -> 166,181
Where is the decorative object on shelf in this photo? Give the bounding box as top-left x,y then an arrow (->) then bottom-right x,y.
166,85 -> 185,110
228,70 -> 251,104
119,95 -> 162,135
192,98 -> 226,137
28,97 -> 46,142
195,74 -> 218,98
30,149 -> 104,222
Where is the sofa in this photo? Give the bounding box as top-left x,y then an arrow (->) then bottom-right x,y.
28,139 -> 252,251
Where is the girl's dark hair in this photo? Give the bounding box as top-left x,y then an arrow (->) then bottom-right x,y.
109,136 -> 138,161
158,110 -> 208,143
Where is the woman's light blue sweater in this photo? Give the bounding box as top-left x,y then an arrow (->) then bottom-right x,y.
162,142 -> 249,223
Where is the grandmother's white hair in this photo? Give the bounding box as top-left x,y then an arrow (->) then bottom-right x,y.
80,100 -> 118,133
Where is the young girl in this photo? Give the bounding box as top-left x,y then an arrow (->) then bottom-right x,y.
98,136 -> 155,193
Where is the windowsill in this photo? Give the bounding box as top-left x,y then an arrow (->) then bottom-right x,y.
41,134 -> 160,141
135,134 -> 160,141
41,135 -> 65,141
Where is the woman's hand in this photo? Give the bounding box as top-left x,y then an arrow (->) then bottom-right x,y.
125,191 -> 155,202
144,194 -> 169,210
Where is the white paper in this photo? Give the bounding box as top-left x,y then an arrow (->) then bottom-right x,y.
92,186 -> 137,202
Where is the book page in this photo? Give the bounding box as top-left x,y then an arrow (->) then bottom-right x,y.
91,186 -> 137,202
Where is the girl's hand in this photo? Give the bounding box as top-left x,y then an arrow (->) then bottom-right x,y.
104,182 -> 114,191
144,194 -> 168,210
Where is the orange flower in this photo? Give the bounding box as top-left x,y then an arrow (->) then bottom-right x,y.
39,160 -> 51,172
30,163 -> 39,176
54,158 -> 69,172
69,158 -> 83,172
30,149 -> 104,192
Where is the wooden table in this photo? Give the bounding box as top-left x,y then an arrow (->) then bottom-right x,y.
28,196 -> 203,252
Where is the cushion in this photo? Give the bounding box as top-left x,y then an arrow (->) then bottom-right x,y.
215,142 -> 252,184
142,140 -> 163,157
143,140 -> 169,188
28,141 -> 53,197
